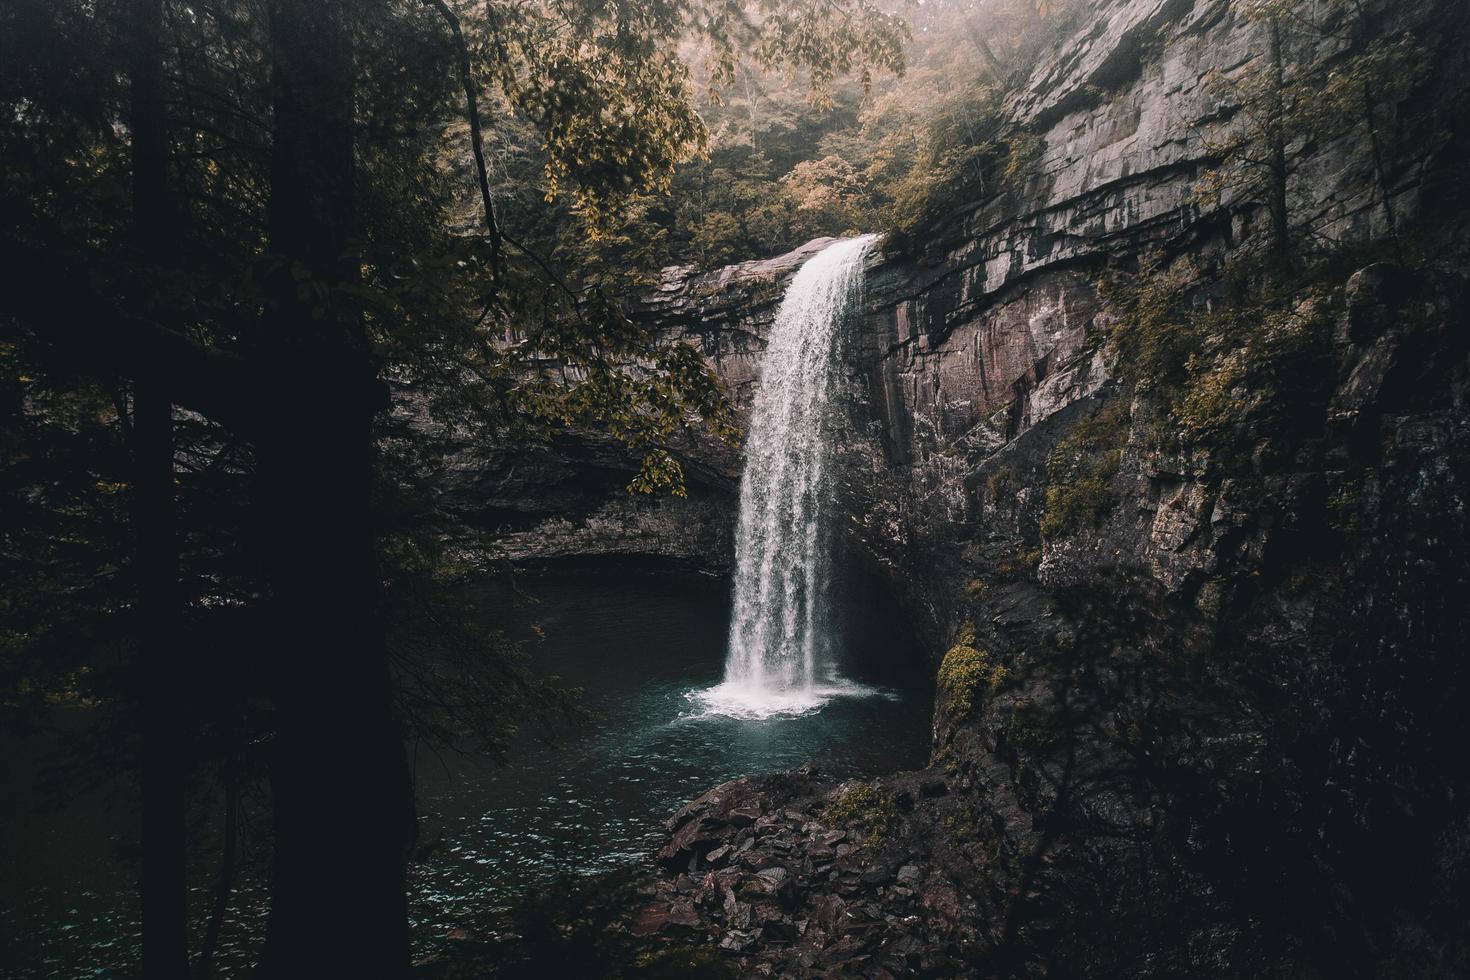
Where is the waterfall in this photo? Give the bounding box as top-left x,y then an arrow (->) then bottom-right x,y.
696,234 -> 879,719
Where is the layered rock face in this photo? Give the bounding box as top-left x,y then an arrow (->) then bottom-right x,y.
608,0 -> 1470,976
442,0 -> 1470,974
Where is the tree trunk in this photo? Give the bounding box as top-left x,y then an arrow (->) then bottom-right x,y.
255,404 -> 414,976
195,756 -> 238,977
134,387 -> 188,980
421,0 -> 503,289
1266,14 -> 1293,265
1347,1 -> 1404,261
127,0 -> 190,974
963,16 -> 1009,86
256,2 -> 415,973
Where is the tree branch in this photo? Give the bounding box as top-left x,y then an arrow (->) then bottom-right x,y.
421,0 -> 504,293
2,242 -> 259,433
963,15 -> 1010,87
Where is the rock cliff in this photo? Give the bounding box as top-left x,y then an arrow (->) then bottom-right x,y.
446,0 -> 1470,974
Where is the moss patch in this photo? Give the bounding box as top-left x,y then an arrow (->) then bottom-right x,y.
983,465 -> 1020,503
823,783 -> 900,849
1040,399 -> 1130,541
1009,698 -> 1062,750
631,946 -> 741,978
1100,253 -> 1205,395
941,800 -> 987,845
938,624 -> 1007,718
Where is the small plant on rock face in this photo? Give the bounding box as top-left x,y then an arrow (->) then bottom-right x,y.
1176,291 -> 1330,444
941,800 -> 987,845
1009,698 -> 1061,750
1040,399 -> 1130,541
1039,467 -> 1118,540
983,465 -> 1020,504
823,783 -> 900,849
1327,472 -> 1372,533
938,622 -> 1007,718
930,743 -> 958,772
993,544 -> 1042,578
1101,254 -> 1205,395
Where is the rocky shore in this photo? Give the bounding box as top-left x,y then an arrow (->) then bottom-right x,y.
629,766 -> 988,978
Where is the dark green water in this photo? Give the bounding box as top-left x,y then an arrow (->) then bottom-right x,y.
408,568 -> 932,941
0,567 -> 931,976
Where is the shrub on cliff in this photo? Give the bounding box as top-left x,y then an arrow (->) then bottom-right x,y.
1099,255 -> 1333,456
1177,290 -> 1331,444
1101,255 -> 1206,395
1040,400 -> 1130,540
938,622 -> 1007,717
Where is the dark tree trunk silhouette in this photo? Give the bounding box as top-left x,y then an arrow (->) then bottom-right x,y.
133,384 -> 187,979
195,759 -> 239,977
127,0 -> 189,973
1347,0 -> 1404,261
256,1 -> 415,973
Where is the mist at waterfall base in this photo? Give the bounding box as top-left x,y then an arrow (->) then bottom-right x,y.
696,234 -> 882,721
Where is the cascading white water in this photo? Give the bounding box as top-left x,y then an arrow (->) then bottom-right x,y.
695,234 -> 879,719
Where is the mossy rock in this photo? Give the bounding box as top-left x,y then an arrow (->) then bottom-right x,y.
823,783 -> 900,849
631,945 -> 741,979
938,631 -> 1007,718
1040,398 -> 1130,541
1008,698 -> 1062,750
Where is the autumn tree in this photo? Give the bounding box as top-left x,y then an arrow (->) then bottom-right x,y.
952,0 -> 1087,88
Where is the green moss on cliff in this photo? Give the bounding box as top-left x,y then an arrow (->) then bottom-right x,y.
1101,254 -> 1205,394
938,624 -> 1007,717
1041,399 -> 1130,540
1041,466 -> 1119,540
632,946 -> 741,978
1176,292 -> 1330,443
823,783 -> 900,849
1009,698 -> 1062,750
1099,254 -> 1333,453
984,465 -> 1020,503
941,800 -> 987,845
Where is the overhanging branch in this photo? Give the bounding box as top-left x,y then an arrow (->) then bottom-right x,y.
421,0 -> 505,293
